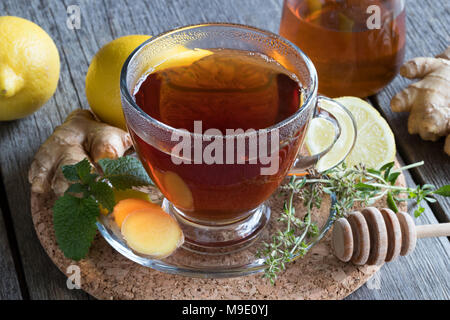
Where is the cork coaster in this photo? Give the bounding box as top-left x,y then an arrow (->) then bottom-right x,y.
30,162 -> 406,300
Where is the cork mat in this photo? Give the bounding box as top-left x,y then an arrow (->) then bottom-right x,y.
30,162 -> 406,300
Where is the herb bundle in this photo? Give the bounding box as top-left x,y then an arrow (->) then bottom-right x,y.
259,161 -> 450,283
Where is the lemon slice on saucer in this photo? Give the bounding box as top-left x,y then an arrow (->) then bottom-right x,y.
305,97 -> 396,171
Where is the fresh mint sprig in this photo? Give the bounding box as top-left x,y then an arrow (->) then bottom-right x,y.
260,161 -> 450,283
98,157 -> 153,190
52,156 -> 154,261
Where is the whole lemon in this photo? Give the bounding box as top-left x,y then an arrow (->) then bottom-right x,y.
0,16 -> 60,121
86,35 -> 151,130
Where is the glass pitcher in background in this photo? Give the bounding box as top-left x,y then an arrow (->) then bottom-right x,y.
279,0 -> 406,97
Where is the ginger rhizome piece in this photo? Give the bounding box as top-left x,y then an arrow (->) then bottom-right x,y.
391,46 -> 450,155
121,207 -> 184,258
153,170 -> 194,210
29,109 -> 132,196
113,198 -> 158,228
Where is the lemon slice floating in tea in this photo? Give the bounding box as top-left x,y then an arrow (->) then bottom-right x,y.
305,96 -> 396,171
151,46 -> 213,72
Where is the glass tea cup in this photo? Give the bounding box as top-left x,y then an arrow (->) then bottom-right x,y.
280,0 -> 406,97
120,23 -> 356,254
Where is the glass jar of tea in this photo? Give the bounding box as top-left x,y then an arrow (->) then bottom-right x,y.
279,0 -> 406,97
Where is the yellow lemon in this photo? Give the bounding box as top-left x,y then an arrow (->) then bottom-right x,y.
86,35 -> 151,130
305,97 -> 396,171
113,188 -> 151,203
86,35 -> 214,130
336,97 -> 396,169
0,16 -> 60,121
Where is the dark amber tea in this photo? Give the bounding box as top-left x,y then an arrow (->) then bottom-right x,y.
131,49 -> 305,223
135,49 -> 302,131
280,0 -> 405,97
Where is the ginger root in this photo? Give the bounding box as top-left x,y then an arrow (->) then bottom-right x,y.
112,198 -> 158,228
391,46 -> 450,155
121,208 -> 184,258
29,109 -> 132,196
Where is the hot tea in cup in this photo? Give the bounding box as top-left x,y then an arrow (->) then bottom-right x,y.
132,48 -> 304,223
121,24 -> 356,252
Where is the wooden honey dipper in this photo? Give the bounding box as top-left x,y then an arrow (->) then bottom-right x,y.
332,207 -> 450,265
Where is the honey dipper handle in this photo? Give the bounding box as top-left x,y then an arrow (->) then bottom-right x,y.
416,223 -> 450,239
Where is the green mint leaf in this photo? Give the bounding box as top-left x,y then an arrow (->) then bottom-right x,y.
65,183 -> 89,196
90,181 -> 115,212
76,158 -> 91,177
434,185 -> 450,197
62,159 -> 97,184
62,164 -> 80,182
53,194 -> 99,261
98,156 -> 153,190
76,159 -> 98,184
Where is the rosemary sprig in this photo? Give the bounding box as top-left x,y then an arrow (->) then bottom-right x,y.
259,161 -> 450,283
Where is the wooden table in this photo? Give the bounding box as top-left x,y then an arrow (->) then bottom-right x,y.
0,0 -> 449,300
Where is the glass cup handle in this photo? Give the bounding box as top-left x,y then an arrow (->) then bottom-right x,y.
289,96 -> 357,175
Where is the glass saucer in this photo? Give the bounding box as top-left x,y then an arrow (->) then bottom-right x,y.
97,184 -> 337,278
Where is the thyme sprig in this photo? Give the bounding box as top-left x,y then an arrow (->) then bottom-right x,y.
259,161 -> 450,283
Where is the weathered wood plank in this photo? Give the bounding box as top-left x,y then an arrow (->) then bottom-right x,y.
118,0 -> 283,37
346,157 -> 450,300
373,0 -> 450,222
0,203 -> 22,299
0,0 -> 98,300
